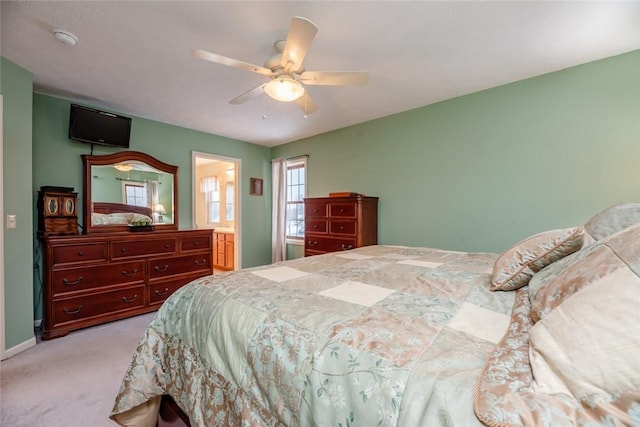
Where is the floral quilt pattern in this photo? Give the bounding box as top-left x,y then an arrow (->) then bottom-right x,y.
111,245 -> 515,427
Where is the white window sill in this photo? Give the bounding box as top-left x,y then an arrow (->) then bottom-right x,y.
286,238 -> 304,246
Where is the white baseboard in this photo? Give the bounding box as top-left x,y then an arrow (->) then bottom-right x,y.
1,336 -> 36,360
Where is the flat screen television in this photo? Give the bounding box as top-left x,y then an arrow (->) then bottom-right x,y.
68,104 -> 132,148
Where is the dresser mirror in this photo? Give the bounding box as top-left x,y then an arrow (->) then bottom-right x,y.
82,151 -> 178,233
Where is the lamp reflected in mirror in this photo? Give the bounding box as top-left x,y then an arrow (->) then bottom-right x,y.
154,203 -> 167,223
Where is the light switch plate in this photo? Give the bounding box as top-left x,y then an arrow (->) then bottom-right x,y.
7,215 -> 16,229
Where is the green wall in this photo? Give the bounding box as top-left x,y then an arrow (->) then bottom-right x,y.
274,50 -> 640,255
32,94 -> 273,320
1,57 -> 35,351
3,50 -> 639,351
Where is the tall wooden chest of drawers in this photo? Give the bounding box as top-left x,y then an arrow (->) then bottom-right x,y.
43,229 -> 213,339
304,195 -> 378,256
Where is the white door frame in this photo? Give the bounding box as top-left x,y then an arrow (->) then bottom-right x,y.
191,151 -> 242,269
1,95 -> 6,358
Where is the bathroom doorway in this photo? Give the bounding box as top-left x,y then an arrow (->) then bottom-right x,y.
192,151 -> 241,270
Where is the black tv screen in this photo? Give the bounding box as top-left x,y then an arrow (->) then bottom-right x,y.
68,104 -> 132,148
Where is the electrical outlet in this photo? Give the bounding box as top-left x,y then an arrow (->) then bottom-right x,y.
6,215 -> 16,229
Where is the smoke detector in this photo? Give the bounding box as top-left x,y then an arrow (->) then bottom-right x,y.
53,29 -> 78,46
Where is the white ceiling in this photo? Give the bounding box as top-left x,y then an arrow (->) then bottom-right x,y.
2,1 -> 639,147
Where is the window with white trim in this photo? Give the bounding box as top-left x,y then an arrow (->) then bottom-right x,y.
124,183 -> 147,207
200,176 -> 220,224
285,159 -> 306,240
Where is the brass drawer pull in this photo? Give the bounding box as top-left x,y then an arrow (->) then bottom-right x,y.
120,247 -> 127,253
308,240 -> 318,247
77,251 -> 84,257
341,244 -> 353,250
63,276 -> 83,286
195,259 -> 207,265
154,288 -> 169,296
154,264 -> 169,272
122,294 -> 138,303
313,224 -> 318,229
164,243 -> 171,248
339,226 -> 345,230
121,269 -> 138,277
194,241 -> 200,246
63,305 -> 83,315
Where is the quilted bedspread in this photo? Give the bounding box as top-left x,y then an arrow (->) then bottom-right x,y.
111,245 -> 516,426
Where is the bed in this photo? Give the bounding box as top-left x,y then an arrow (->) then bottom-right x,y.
110,204 -> 640,427
92,202 -> 154,225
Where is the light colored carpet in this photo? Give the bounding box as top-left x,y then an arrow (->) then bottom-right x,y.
0,312 -> 156,427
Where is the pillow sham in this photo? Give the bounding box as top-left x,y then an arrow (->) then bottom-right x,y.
90,212 -> 153,225
530,221 -> 640,322
583,202 -> 640,241
130,213 -> 153,224
91,212 -> 108,225
528,223 -> 640,408
104,212 -> 135,225
528,240 -> 621,322
490,226 -> 584,291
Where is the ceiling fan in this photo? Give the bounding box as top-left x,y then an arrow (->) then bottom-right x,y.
192,16 -> 369,114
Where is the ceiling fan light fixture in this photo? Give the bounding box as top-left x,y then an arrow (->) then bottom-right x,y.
114,163 -> 133,172
264,76 -> 304,102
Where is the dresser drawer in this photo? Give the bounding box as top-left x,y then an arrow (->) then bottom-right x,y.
51,285 -> 145,326
149,254 -> 211,279
112,238 -> 177,260
305,201 -> 328,218
329,202 -> 357,218
305,236 -> 357,253
52,242 -> 108,265
148,276 -> 196,306
306,219 -> 327,234
329,220 -> 356,235
51,261 -> 145,296
181,234 -> 212,252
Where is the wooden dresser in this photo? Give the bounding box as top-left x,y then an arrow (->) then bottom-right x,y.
304,195 -> 378,256
43,229 -> 213,339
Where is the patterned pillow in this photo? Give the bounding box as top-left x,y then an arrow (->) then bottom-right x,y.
528,223 -> 640,411
490,227 -> 584,291
584,202 -> 640,241
528,240 -> 621,322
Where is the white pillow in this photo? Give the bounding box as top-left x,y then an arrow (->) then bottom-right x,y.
529,223 -> 640,406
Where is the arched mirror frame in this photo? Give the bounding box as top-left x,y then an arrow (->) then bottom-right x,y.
82,151 -> 179,234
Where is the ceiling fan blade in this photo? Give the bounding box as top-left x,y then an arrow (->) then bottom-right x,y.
281,17 -> 318,74
229,84 -> 266,104
293,92 -> 318,114
192,49 -> 274,77
298,71 -> 369,86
